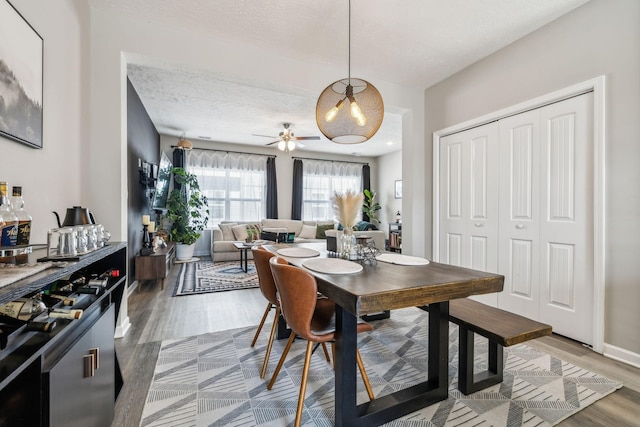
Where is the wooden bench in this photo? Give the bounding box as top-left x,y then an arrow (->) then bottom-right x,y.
449,298 -> 552,394
421,298 -> 552,394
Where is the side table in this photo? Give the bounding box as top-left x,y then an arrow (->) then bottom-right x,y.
134,242 -> 176,290
232,241 -> 254,272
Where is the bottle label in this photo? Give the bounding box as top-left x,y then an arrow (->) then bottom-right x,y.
16,221 -> 31,246
1,224 -> 18,246
0,301 -> 26,319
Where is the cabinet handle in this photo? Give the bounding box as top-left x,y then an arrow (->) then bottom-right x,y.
83,354 -> 95,378
516,224 -> 525,229
89,347 -> 99,370
474,223 -> 483,227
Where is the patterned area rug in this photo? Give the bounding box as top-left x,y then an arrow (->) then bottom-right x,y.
173,258 -> 259,296
139,307 -> 622,426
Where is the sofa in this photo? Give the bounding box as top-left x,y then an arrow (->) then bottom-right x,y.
210,219 -> 385,262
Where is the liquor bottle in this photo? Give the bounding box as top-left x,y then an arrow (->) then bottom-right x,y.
11,186 -> 31,246
0,182 -> 18,247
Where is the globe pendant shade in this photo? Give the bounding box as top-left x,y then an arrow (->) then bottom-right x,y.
316,78 -> 384,144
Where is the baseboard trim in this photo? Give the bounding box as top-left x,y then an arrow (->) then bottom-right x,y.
603,342 -> 640,369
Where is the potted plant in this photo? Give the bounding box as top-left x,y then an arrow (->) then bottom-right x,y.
362,189 -> 381,225
164,167 -> 209,261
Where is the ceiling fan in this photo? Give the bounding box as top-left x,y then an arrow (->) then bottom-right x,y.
252,123 -> 320,152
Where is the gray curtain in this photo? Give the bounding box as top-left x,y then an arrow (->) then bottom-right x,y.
266,156 -> 278,218
172,148 -> 185,190
362,164 -> 371,222
291,158 -> 303,220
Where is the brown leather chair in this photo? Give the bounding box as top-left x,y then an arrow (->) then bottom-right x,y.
268,256 -> 374,427
250,246 -> 281,378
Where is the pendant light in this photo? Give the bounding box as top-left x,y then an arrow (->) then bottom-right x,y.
316,0 -> 384,144
176,133 -> 193,150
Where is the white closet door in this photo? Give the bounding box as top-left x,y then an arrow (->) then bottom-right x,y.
497,93 -> 594,344
439,123 -> 499,306
497,110 -> 541,320
538,93 -> 594,343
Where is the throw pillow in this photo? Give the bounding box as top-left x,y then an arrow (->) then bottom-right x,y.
299,224 -> 317,239
316,223 -> 335,239
219,223 -> 237,241
231,224 -> 248,241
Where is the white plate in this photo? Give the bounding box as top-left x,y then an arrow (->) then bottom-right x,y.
276,247 -> 321,258
376,253 -> 430,266
302,258 -> 363,274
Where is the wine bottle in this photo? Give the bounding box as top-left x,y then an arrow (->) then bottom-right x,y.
25,320 -> 57,332
10,186 -> 31,246
49,309 -> 83,319
0,182 -> 18,247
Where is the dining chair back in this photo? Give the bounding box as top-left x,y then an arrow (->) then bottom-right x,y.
268,256 -> 374,427
250,246 -> 280,378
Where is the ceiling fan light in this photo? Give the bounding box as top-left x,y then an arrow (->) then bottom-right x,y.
177,136 -> 193,150
287,140 -> 296,151
277,140 -> 286,151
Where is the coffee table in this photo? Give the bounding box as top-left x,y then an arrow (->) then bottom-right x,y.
232,242 -> 254,272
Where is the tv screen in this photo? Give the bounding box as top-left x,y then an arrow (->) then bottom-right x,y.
152,151 -> 173,211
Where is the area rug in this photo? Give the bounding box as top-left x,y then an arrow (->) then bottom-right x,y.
173,258 -> 259,296
139,307 -> 622,427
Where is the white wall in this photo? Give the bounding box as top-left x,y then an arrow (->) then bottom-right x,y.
1,0 -> 89,243
377,150 -> 402,236
423,0 -> 640,357
87,6 -> 425,249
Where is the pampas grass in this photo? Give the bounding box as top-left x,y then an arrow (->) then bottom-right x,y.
331,189 -> 364,230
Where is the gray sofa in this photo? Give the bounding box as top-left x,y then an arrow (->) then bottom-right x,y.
210,219 -> 385,262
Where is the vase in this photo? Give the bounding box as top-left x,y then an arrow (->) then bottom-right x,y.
176,243 -> 196,261
340,229 -> 356,260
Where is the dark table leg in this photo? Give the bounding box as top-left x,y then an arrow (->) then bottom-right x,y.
333,302 -> 449,426
239,248 -> 248,272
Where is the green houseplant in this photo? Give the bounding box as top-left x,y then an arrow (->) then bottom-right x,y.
362,189 -> 381,225
165,167 -> 209,260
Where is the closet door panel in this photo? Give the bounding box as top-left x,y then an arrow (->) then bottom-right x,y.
539,93 -> 594,344
440,123 -> 499,306
498,111 -> 540,320
439,137 -> 466,266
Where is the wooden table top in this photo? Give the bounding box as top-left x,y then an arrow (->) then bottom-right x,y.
264,242 -> 504,316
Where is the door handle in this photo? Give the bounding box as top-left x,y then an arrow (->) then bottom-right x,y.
83,354 -> 95,378
89,347 -> 99,370
515,224 -> 525,229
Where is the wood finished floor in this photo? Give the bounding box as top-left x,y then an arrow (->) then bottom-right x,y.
112,262 -> 640,427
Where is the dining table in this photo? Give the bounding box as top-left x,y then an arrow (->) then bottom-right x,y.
264,242 -> 504,427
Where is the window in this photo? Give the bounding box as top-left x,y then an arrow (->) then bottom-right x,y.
186,151 -> 267,227
302,160 -> 362,221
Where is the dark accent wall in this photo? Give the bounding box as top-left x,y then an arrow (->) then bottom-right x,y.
127,78 -> 160,286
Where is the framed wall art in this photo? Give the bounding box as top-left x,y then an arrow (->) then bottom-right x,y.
0,1 -> 43,149
394,180 -> 402,199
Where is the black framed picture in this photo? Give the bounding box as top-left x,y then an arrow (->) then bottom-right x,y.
0,1 -> 43,149
395,180 -> 402,199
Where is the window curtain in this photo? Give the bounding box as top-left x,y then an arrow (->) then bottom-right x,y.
362,164 -> 371,222
301,159 -> 363,221
185,150 -> 268,225
172,148 -> 186,191
291,158 -> 303,220
266,156 -> 278,219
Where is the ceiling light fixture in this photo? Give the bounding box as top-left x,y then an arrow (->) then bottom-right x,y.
315,0 -> 384,144
176,133 -> 193,150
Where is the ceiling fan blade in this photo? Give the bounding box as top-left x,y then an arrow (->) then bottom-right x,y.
295,141 -> 306,148
294,136 -> 321,141
252,133 -> 278,138
265,140 -> 281,146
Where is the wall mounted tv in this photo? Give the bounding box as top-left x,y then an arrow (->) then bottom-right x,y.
152,151 -> 173,211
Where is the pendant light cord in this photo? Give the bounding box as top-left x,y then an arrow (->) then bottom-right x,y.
348,0 -> 351,85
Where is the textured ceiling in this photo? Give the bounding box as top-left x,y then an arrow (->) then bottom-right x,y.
93,0 -> 589,157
